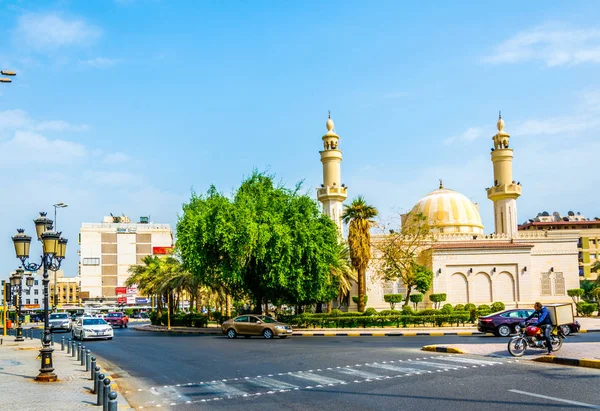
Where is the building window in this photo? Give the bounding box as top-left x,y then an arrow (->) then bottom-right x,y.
26,299 -> 30,304
541,273 -> 552,296
34,280 -> 38,286
83,257 -> 100,265
554,273 -> 565,295
34,289 -> 39,295
34,299 -> 39,304
25,289 -> 30,295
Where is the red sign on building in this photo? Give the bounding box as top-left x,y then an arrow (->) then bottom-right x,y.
115,287 -> 127,295
153,246 -> 173,255
117,296 -> 127,304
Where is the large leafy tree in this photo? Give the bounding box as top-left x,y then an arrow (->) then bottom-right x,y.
374,211 -> 434,306
342,196 -> 378,312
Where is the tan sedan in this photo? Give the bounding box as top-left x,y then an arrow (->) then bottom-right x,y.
221,315 -> 293,339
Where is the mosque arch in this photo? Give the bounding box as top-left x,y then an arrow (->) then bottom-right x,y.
448,273 -> 469,303
471,272 -> 492,303
494,271 -> 515,302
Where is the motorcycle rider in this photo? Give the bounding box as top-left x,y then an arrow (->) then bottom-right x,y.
525,302 -> 553,354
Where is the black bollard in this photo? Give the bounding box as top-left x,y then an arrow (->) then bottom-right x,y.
71,340 -> 76,357
107,392 -> 118,411
91,359 -> 97,380
61,336 -> 65,351
77,343 -> 81,361
92,365 -> 100,393
96,373 -> 105,405
86,350 -> 91,371
80,346 -> 86,366
102,377 -> 111,410
67,338 -> 71,354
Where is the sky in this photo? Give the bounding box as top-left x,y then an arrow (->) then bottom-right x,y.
1,0 -> 600,281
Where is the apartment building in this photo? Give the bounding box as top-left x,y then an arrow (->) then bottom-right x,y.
79,215 -> 173,301
519,211 -> 600,280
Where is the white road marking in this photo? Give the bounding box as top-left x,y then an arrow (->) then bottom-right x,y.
333,367 -> 385,379
288,372 -> 347,385
248,377 -> 298,391
435,357 -> 502,366
410,361 -> 458,370
200,381 -> 248,399
366,363 -> 426,374
509,390 -> 600,409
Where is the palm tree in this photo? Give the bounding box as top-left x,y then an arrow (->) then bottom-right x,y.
342,196 -> 378,312
328,244 -> 357,313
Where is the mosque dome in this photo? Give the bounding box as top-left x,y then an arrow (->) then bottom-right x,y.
408,182 -> 484,234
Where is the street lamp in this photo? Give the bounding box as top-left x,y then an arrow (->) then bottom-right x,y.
12,212 -> 68,382
9,268 -> 34,343
52,203 -> 68,311
1,69 -> 16,83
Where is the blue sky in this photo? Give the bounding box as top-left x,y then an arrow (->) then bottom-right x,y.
1,0 -> 600,281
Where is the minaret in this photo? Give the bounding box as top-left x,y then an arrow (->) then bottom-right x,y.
486,112 -> 522,237
317,112 -> 347,231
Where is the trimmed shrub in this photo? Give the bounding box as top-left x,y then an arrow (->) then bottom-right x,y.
477,304 -> 491,311
383,294 -> 404,310
464,303 -> 476,311
417,309 -> 440,316
577,302 -> 596,317
454,304 -> 465,311
401,305 -> 414,315
429,293 -> 447,309
568,289 -> 585,304
352,295 -> 369,305
491,302 -> 505,312
409,294 -> 423,310
464,303 -> 477,322
379,309 -> 401,316
330,309 -> 343,317
441,304 -> 453,314
362,308 -> 378,316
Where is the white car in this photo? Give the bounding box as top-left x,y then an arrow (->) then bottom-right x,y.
72,317 -> 114,341
48,313 -> 72,332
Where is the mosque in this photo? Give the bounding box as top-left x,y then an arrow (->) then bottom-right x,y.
317,114 -> 579,310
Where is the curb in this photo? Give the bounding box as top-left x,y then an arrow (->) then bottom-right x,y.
421,345 -> 466,354
532,356 -> 600,369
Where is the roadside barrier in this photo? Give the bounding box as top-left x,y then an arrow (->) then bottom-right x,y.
80,346 -> 86,366
61,336 -> 65,351
96,373 -> 105,406
107,392 -> 118,411
86,350 -> 91,371
102,377 -> 111,410
67,338 -> 71,354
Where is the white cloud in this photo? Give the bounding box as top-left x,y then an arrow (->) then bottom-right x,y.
103,152 -> 131,164
0,109 -> 31,131
0,130 -> 87,166
0,110 -> 89,134
14,13 -> 101,50
444,127 -> 484,144
78,57 -> 119,69
484,25 -> 600,66
35,120 -> 91,132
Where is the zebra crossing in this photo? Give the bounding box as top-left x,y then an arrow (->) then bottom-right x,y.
130,355 -> 518,409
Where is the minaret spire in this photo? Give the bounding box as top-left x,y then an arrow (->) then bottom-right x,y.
486,113 -> 521,237
317,112 -> 347,232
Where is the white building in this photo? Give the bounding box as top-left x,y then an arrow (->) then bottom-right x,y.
79,215 -> 173,302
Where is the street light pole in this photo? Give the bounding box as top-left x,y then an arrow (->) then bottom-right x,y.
52,203 -> 68,312
12,212 -> 68,382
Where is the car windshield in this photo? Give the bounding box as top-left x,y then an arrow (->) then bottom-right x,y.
49,314 -> 68,319
83,319 -> 107,326
106,313 -> 121,317
258,316 -> 277,323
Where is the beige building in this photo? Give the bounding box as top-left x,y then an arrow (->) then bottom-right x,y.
79,215 -> 173,301
519,212 -> 600,280
319,114 -> 580,311
49,270 -> 81,306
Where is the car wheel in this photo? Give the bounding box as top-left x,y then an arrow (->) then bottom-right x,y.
227,328 -> 237,339
560,325 -> 571,336
263,329 -> 274,339
497,325 -> 511,337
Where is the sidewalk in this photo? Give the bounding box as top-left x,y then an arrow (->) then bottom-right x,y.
133,316 -> 600,337
0,335 -> 134,411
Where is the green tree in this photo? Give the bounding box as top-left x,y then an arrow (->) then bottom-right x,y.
383,294 -> 403,310
409,294 -> 423,310
342,196 -> 378,312
374,211 -> 434,306
429,293 -> 447,309
328,244 -> 357,312
567,288 -> 585,305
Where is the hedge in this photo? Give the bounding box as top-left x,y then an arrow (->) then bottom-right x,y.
280,312 -> 470,328
577,302 -> 596,317
150,312 -> 209,327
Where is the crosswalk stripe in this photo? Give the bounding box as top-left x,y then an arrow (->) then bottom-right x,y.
366,363 -> 427,374
410,361 -> 459,370
288,372 -> 347,385
248,377 -> 299,391
199,381 -> 249,399
333,367 -> 386,380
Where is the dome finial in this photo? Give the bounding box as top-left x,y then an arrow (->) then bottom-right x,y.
326,111 -> 334,131
497,111 -> 505,132
439,179 -> 443,189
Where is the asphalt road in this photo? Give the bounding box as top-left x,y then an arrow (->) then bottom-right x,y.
44,327 -> 600,411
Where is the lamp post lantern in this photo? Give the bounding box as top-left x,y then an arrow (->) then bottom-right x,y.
12,212 -> 68,382
9,268 -> 24,342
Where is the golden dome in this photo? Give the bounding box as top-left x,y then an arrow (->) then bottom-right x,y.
409,185 -> 484,234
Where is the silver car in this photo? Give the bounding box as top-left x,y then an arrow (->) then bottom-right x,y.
72,317 -> 114,341
48,313 -> 72,332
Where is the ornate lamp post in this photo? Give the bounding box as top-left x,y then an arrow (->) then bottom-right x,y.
9,268 -> 35,342
12,212 -> 68,382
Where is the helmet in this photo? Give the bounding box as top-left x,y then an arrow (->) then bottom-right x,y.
525,325 -> 541,336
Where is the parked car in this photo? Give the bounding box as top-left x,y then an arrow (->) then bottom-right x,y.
72,317 -> 113,341
221,315 -> 293,339
559,320 -> 581,336
48,313 -> 72,332
104,312 -> 129,328
478,308 -> 580,337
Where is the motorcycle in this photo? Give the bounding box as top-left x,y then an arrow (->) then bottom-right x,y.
507,322 -> 565,357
